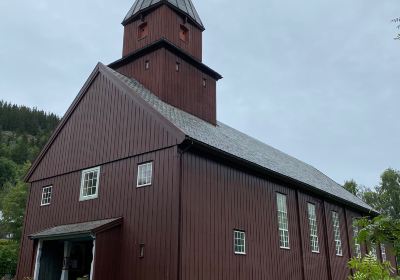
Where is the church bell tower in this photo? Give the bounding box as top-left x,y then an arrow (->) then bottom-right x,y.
109,0 -> 222,125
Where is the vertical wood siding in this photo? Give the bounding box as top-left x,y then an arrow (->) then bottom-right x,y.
93,226 -> 122,280
17,147 -> 180,280
123,5 -> 203,60
116,49 -> 217,124
29,72 -> 180,182
180,151 -> 303,280
297,193 -> 330,280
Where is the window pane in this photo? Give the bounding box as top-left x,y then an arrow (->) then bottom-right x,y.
80,167 -> 100,200
137,162 -> 153,187
277,193 -> 290,249
332,211 -> 343,256
308,203 -> 319,253
234,230 -> 246,254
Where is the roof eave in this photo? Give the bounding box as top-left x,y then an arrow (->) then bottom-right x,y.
108,39 -> 222,80
181,137 -> 378,216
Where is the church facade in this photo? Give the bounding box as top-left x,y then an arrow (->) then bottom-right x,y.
16,1 -> 397,279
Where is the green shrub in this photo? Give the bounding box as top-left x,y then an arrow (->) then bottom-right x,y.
348,254 -> 398,280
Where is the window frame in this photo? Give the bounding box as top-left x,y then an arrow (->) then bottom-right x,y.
233,230 -> 246,255
137,162 -> 153,188
40,186 -> 53,206
352,218 -> 362,258
79,166 -> 101,201
276,193 -> 290,249
307,203 -> 320,253
331,211 -> 343,256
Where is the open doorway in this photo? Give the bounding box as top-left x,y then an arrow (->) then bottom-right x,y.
38,239 -> 94,280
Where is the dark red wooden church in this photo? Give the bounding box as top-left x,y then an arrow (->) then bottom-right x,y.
16,0 -> 397,279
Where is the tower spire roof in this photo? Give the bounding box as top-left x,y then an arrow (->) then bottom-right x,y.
123,0 -> 204,30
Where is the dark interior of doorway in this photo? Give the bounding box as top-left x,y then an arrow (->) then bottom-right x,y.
38,239 -> 93,280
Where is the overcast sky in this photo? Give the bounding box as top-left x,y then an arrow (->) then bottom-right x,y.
0,0 -> 399,188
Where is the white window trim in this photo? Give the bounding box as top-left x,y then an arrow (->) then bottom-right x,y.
277,193 -> 290,249
234,230 -> 246,255
79,166 -> 101,201
137,162 -> 153,188
332,211 -> 343,256
40,186 -> 53,206
307,203 -> 320,254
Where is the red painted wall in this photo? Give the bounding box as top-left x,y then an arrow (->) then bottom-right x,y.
123,5 -> 203,60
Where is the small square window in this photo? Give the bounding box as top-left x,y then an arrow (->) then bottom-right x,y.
80,167 -> 100,201
179,25 -> 189,42
138,22 -> 148,40
41,186 -> 53,206
137,162 -> 153,188
234,230 -> 246,255
145,60 -> 150,70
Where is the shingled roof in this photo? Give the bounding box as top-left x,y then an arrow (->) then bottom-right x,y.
103,65 -> 374,213
123,0 -> 204,30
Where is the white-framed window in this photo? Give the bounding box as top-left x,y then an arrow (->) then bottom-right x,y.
331,211 -> 343,256
137,162 -> 153,188
277,193 -> 290,249
307,203 -> 320,253
370,243 -> 377,260
234,230 -> 246,255
352,219 -> 362,258
41,186 -> 53,206
80,166 -> 100,201
381,244 -> 387,262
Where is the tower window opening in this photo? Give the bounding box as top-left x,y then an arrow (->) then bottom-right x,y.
138,22 -> 148,40
145,60 -> 150,70
179,25 -> 189,42
202,78 -> 207,88
176,62 -> 180,72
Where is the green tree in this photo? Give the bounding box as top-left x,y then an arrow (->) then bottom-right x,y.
393,18 -> 400,40
0,240 -> 19,277
344,180 -> 359,196
1,180 -> 28,241
0,157 -> 17,190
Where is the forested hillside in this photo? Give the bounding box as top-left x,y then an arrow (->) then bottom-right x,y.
0,101 -> 60,277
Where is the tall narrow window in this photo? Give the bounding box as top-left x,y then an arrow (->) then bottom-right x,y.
138,22 -> 148,40
307,203 -> 319,253
179,25 -> 189,42
331,211 -> 343,256
352,219 -> 362,258
80,167 -> 100,201
139,244 -> 145,258
202,78 -> 207,88
370,243 -> 377,260
41,186 -> 53,206
145,60 -> 150,70
277,193 -> 290,249
137,162 -> 153,188
234,230 -> 246,255
176,62 -> 180,72
381,244 -> 387,262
